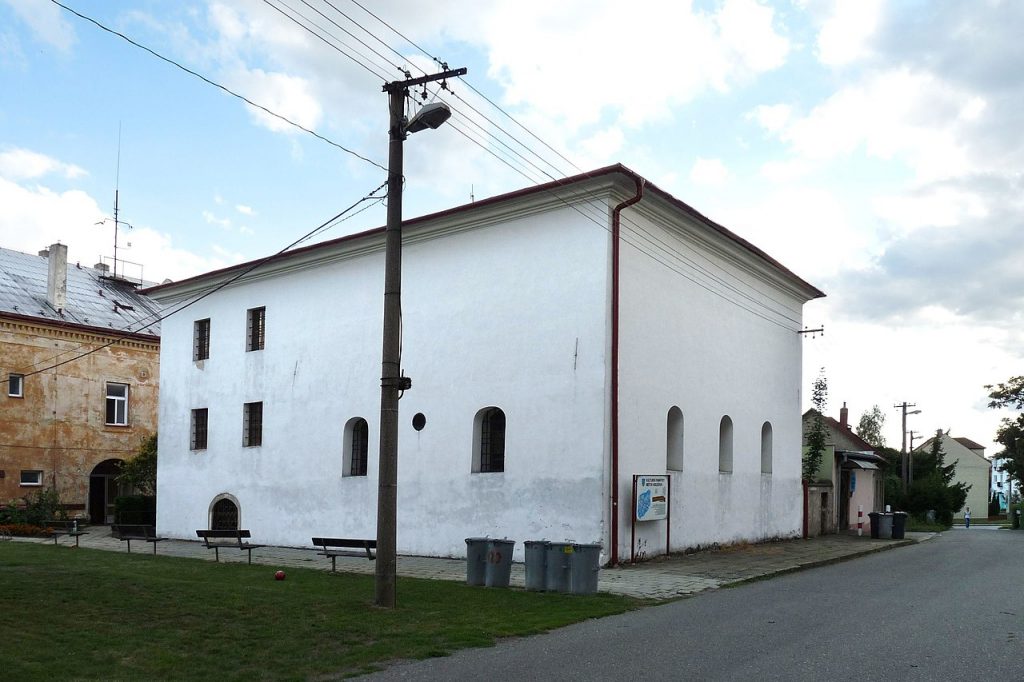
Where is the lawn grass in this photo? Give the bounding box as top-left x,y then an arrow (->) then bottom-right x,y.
0,542 -> 639,680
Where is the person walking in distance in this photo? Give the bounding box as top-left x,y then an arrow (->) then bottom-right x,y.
964,507 -> 971,529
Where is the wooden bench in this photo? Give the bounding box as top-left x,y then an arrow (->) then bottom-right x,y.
311,537 -> 377,571
111,524 -> 166,554
45,520 -> 88,548
196,529 -> 264,564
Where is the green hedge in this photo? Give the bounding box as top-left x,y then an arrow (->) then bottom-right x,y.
114,495 -> 156,525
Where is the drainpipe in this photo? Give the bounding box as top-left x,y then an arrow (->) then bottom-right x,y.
609,175 -> 644,566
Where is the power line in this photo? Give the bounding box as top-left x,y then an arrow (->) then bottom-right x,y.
5,181 -> 388,384
50,0 -> 387,172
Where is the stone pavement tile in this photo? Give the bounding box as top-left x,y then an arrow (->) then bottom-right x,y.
4,528 -> 930,601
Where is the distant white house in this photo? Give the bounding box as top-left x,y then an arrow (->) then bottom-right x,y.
914,433 -> 991,519
991,456 -> 1013,512
145,165 -> 824,564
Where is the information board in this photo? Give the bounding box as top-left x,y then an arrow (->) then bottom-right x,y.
634,474 -> 669,521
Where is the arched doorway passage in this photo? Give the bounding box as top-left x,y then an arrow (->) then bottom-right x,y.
89,459 -> 129,524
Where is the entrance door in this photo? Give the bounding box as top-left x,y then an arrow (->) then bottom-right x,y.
839,470 -> 851,530
88,459 -> 128,524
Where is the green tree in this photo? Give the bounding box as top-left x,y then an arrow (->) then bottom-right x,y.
899,429 -> 969,526
117,434 -> 157,497
803,370 -> 828,482
986,376 -> 1024,485
855,405 -> 886,448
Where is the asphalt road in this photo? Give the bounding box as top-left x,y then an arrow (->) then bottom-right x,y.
367,529 -> 1024,681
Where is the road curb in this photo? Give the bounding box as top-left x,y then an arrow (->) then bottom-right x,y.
721,538 -> 920,588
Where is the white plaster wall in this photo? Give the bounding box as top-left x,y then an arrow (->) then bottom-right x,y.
616,204 -> 808,559
941,437 -> 990,519
156,202 -> 610,560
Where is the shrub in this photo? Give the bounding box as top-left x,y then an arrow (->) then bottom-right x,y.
114,495 -> 156,525
1,489 -> 66,526
989,494 -> 1001,517
0,523 -> 52,537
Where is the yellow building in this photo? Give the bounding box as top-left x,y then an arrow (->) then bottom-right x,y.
0,244 -> 161,523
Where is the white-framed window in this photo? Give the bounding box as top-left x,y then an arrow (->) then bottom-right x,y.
761,421 -> 773,474
246,307 -> 266,352
343,417 -> 369,477
472,407 -> 506,473
8,373 -> 24,398
243,401 -> 263,447
719,415 -> 733,474
20,470 -> 43,486
106,382 -> 129,426
191,408 -> 209,450
666,406 -> 684,471
193,318 -> 211,361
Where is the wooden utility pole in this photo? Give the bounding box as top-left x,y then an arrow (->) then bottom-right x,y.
375,67 -> 466,609
895,402 -> 919,493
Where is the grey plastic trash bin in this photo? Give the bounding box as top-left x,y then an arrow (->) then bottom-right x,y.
545,542 -> 574,593
485,539 -> 515,588
877,513 -> 894,539
891,511 -> 908,539
465,537 -> 488,586
569,543 -> 601,595
524,541 -> 548,591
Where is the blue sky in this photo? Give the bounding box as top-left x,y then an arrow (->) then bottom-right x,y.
2,0 -> 1022,455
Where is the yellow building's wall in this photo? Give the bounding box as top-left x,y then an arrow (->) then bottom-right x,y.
0,317 -> 159,513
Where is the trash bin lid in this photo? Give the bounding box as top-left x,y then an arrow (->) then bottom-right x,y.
465,537 -> 489,543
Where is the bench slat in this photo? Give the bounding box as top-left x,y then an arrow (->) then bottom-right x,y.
311,537 -> 376,568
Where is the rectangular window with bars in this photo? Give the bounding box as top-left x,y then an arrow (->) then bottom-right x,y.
243,401 -> 263,447
191,408 -> 209,450
193,319 -> 211,361
246,307 -> 265,352
106,382 -> 129,426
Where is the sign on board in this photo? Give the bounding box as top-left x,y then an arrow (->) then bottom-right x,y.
635,475 -> 669,521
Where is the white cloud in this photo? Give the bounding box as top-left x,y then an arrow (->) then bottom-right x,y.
235,204 -> 255,216
202,210 -> 232,230
0,176 -> 239,282
748,103 -> 792,133
2,0 -> 75,52
0,148 -> 86,180
688,158 -> 730,187
872,185 -> 989,233
227,67 -> 323,133
816,0 -> 883,66
770,68 -> 985,182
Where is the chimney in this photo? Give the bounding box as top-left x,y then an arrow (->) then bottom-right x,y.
38,247 -> 50,257
46,243 -> 68,312
840,402 -> 849,430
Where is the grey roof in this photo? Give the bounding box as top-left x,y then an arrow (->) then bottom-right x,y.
0,246 -> 161,337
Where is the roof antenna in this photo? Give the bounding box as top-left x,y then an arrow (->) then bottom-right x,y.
470,184 -> 475,203
95,122 -> 133,279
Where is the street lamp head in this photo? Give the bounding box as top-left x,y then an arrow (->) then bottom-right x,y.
909,410 -> 922,415
405,102 -> 451,135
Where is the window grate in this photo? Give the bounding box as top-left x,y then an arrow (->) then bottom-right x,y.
479,408 -> 506,473
193,319 -> 210,361
243,401 -> 263,447
246,307 -> 265,352
349,419 -> 369,476
191,408 -> 209,450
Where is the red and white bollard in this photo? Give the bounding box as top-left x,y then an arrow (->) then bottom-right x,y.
857,505 -> 863,537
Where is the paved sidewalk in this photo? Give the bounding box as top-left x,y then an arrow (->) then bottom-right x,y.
7,529 -> 932,600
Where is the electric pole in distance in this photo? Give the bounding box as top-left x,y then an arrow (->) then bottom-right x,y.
376,66 -> 466,609
895,402 -> 920,493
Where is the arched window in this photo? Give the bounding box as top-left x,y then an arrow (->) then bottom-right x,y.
210,495 -> 239,530
473,407 -> 506,473
343,417 -> 369,477
719,416 -> 733,474
666,406 -> 684,471
761,421 -> 773,474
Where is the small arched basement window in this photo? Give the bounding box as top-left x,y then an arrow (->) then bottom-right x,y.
344,417 -> 369,477
473,407 -> 506,473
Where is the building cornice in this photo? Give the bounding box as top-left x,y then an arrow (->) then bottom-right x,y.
0,313 -> 160,351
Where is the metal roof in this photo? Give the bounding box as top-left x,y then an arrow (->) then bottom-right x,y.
0,246 -> 162,337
